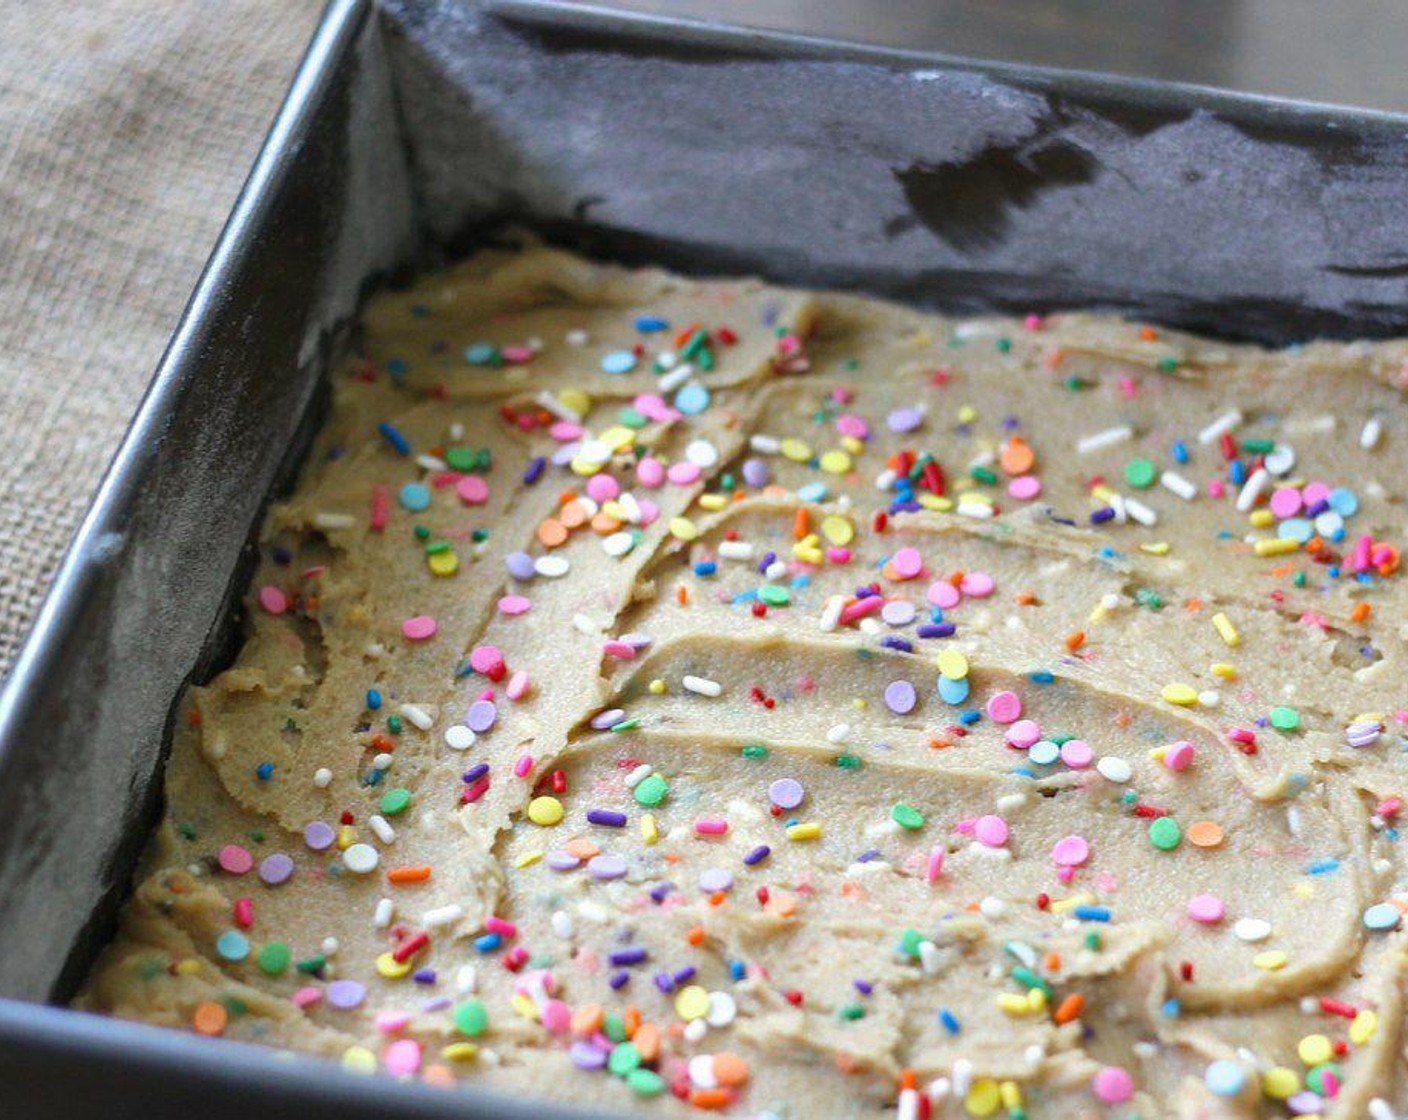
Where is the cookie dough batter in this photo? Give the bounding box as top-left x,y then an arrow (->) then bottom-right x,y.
78,242 -> 1408,1119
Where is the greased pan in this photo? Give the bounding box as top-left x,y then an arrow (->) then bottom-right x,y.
3,1 -> 1408,1116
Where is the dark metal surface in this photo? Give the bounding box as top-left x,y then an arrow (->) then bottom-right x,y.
2,0 -> 1408,1115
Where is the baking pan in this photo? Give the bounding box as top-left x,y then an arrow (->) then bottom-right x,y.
5,0 -> 1408,1115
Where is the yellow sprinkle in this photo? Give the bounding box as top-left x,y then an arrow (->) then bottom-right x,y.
176,959 -> 201,976
427,550 -> 459,577
1025,987 -> 1046,1012
1091,484 -> 1117,503
999,1081 -> 1023,1110
674,985 -> 710,1020
852,698 -> 868,710
601,500 -> 628,519
964,1078 -> 1000,1117
1254,537 -> 1299,557
1211,663 -> 1237,680
1292,882 -> 1313,899
1140,542 -> 1171,555
1350,1009 -> 1378,1045
698,494 -> 727,511
1050,892 -> 1095,914
794,546 -> 824,564
840,435 -> 865,455
341,1046 -> 378,1074
821,515 -> 854,546
511,992 -> 539,1020
440,1042 -> 479,1062
513,850 -> 542,869
1297,1034 -> 1332,1067
1261,1067 -> 1299,1099
1253,950 -> 1288,971
937,650 -> 969,679
955,490 -> 990,507
668,516 -> 699,541
996,993 -> 1029,1016
569,456 -> 603,476
1249,509 -> 1274,528
916,493 -> 954,512
527,796 -> 564,826
336,824 -> 356,850
780,438 -> 813,463
957,405 -> 977,425
599,426 -> 636,451
559,389 -> 591,416
1211,612 -> 1240,647
1160,683 -> 1198,706
648,678 -> 666,694
640,813 -> 659,845
376,952 -> 412,979
785,822 -> 821,841
819,449 -> 853,474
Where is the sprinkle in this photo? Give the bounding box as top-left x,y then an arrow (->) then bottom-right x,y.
891,804 -> 925,830
1197,409 -> 1242,445
884,680 -> 917,714
682,675 -> 722,697
1363,902 -> 1401,931
1211,612 -> 1240,647
786,822 -> 821,841
1077,425 -> 1133,454
973,815 -> 1008,847
401,615 -> 438,641
528,797 -> 564,826
1148,817 -> 1181,850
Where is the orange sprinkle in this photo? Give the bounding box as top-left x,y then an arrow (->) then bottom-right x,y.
192,1001 -> 228,1036
792,508 -> 809,540
1138,326 -> 1158,341
673,322 -> 702,349
947,570 -> 964,586
1014,592 -> 1037,606
928,736 -> 952,749
623,1005 -> 641,1037
833,1052 -> 859,1075
1187,820 -> 1225,848
422,1065 -> 455,1088
708,891 -> 726,907
563,838 -> 601,860
999,436 -> 1035,475
1065,630 -> 1085,651
536,519 -> 568,548
712,1052 -> 750,1087
663,851 -> 682,864
686,926 -> 705,946
1184,597 -> 1203,611
1377,545 -> 1400,574
676,584 -> 689,605
590,512 -> 622,534
1043,951 -> 1061,972
689,1088 -> 732,1110
386,865 -> 431,884
1053,993 -> 1085,1025
765,891 -> 797,918
1269,563 -> 1295,577
899,1069 -> 917,1092
559,500 -> 590,529
1351,602 -> 1372,623
570,1003 -> 603,1036
556,489 -> 578,504
634,1022 -> 661,1061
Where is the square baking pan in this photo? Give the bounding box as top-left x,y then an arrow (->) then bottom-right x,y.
4,1 -> 1408,1116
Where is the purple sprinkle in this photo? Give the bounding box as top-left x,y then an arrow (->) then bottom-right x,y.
421,996 -> 452,1012
587,809 -> 628,828
917,622 -> 956,638
757,551 -> 776,575
258,852 -> 294,886
551,443 -> 578,467
463,763 -> 490,783
768,778 -> 804,810
1306,498 -> 1330,517
546,850 -> 581,871
884,680 -> 917,715
1286,1092 -> 1326,1115
466,699 -> 497,733
303,821 -> 335,851
326,979 -> 366,1009
672,965 -> 696,984
648,882 -> 674,903
879,636 -> 914,653
743,845 -> 771,866
505,551 -> 536,580
570,1041 -> 608,1069
653,971 -> 675,993
887,407 -> 923,433
881,600 -> 916,626
741,458 -> 770,488
857,849 -> 883,863
892,499 -> 922,513
853,979 -> 874,995
1091,506 -> 1116,524
609,946 -> 648,967
591,708 -> 625,730
855,585 -> 877,600
609,970 -> 630,990
412,968 -> 437,984
588,853 -> 628,880
698,867 -> 733,893
523,456 -> 546,485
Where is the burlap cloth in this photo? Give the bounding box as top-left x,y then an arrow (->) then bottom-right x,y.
0,0 -> 326,677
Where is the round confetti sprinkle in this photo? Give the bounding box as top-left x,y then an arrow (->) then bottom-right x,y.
402,615 -> 438,641
327,979 -> 366,1009
887,407 -> 923,433
881,600 -> 915,626
456,475 -> 489,505
444,725 -> 476,751
587,853 -> 627,880
1029,740 -> 1060,766
453,999 -> 489,1037
1051,835 -> 1089,866
973,815 -> 1008,847
634,774 -> 669,807
257,941 -> 292,975
767,778 -> 804,810
399,482 -> 430,511
1162,741 -> 1195,771
380,788 -> 411,815
891,547 -> 922,579
1008,475 -> 1042,500
218,845 -> 254,875
674,985 -> 710,1020
1363,902 -> 1401,931
1123,458 -> 1156,489
258,853 -> 294,885
528,797 -> 564,826
257,585 -> 287,614
699,867 -> 733,893
1059,739 -> 1093,769
600,350 -> 637,374
936,650 -> 969,680
891,804 -> 925,830
985,690 -> 1021,724
304,821 -> 335,851
1269,706 -> 1300,731
1186,820 -> 1224,848
1148,817 -> 1182,851
884,680 -> 917,714
1187,893 -> 1225,923
1204,1060 -> 1246,1096
927,581 -> 960,609
1005,719 -> 1041,749
1091,1066 -> 1134,1104
342,843 -> 379,874
467,699 -> 498,733
937,675 -> 970,705
216,930 -> 250,961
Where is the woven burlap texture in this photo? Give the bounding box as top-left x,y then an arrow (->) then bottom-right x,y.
0,0 -> 325,678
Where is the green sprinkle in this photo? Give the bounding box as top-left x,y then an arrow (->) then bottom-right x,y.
969,465 -> 998,486
995,337 -> 1012,353
741,744 -> 769,759
838,1003 -> 865,1020
1084,930 -> 1102,950
256,942 -> 291,975
1124,458 -> 1157,489
176,822 -> 196,841
634,774 -> 669,806
608,1042 -> 641,1076
758,584 -> 791,606
625,1069 -> 666,1096
1134,587 -> 1164,611
1270,706 -> 1301,731
899,928 -> 923,957
379,788 -> 411,815
413,524 -> 430,540
386,714 -> 403,734
1293,570 -> 1307,587
618,407 -> 648,429
453,999 -> 488,1037
1149,816 -> 1182,851
1156,355 -> 1179,373
296,954 -> 326,974
841,357 -> 860,371
603,1011 -> 627,1043
609,718 -> 640,733
1010,966 -> 1051,996
445,447 -> 476,471
471,527 -> 490,542
1064,376 -> 1089,390
1241,438 -> 1275,454
834,754 -> 862,769
891,803 -> 925,830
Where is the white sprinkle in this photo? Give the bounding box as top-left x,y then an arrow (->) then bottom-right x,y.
399,703 -> 433,730
1264,444 -> 1296,475
322,937 -> 339,956
979,896 -> 1007,919
564,329 -> 589,346
373,898 -> 395,929
1362,416 -> 1383,450
577,899 -> 610,924
874,468 -> 898,491
343,843 -> 379,873
1197,409 -> 1243,445
573,613 -> 603,636
368,815 -> 396,844
448,422 -> 465,440
686,439 -> 719,468
422,904 -> 464,929
601,531 -> 635,558
1368,1099 -> 1396,1120
415,453 -> 447,473
826,723 -> 850,744
312,512 -> 356,531
657,365 -> 694,393
897,1088 -> 920,1120
575,438 -> 612,466
918,940 -> 941,973
1197,690 -> 1220,707
683,1019 -> 708,1043
1160,471 -> 1196,500
372,752 -> 394,772
616,492 -> 642,523
928,1078 -> 952,1102
456,964 -> 479,993
819,595 -> 845,632
956,501 -> 995,520
688,1054 -> 718,1089
535,389 -> 581,423
952,1058 -> 973,1099
444,725 -> 476,750
313,767 -> 333,788
1233,917 -> 1272,942
749,434 -> 781,454
705,991 -> 737,1027
1235,466 -> 1269,512
1125,496 -> 1158,527
683,675 -> 722,697
1076,425 -> 1133,454
764,560 -> 787,581
625,764 -> 653,788
1108,492 -> 1128,525
717,540 -> 755,560
550,910 -> 574,939
535,555 -> 570,578
1096,756 -> 1132,783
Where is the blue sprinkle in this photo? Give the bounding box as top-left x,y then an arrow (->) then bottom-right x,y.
216,930 -> 250,961
729,960 -> 745,981
937,675 -> 970,704
1328,486 -> 1359,516
601,350 -> 637,374
1029,670 -> 1054,683
399,482 -> 431,511
474,932 -> 503,952
464,342 -> 498,365
1073,905 -> 1111,922
1306,858 -> 1339,875
938,1009 -> 961,1034
1091,507 -> 1115,524
674,382 -> 710,415
1161,998 -> 1181,1018
693,561 -> 717,577
523,456 -> 546,485
377,421 -> 410,456
366,689 -> 382,710
957,709 -> 981,725
386,357 -> 408,380
790,574 -> 811,589
635,316 -> 668,332
796,481 -> 829,503
256,762 -> 273,781
1171,440 -> 1189,464
1228,460 -> 1246,485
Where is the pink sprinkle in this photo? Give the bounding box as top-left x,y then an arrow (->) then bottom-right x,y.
1117,376 -> 1137,399
402,615 -> 438,641
890,547 -> 923,580
485,916 -> 518,938
257,585 -> 287,615
1378,796 -> 1403,818
960,571 -> 994,598
637,499 -> 660,527
667,461 -> 702,485
1320,1070 -> 1339,1099
462,776 -> 490,803
636,457 -> 665,488
925,847 -> 945,882
1207,479 -> 1226,498
1374,543 -> 1394,567
985,690 -> 1022,724
633,394 -> 673,422
498,594 -> 531,616
1162,741 -> 1195,771
1269,487 -> 1302,519
1056,865 -> 1075,883
370,484 -> 390,532
1008,475 -> 1042,500
469,644 -> 505,675
513,755 -> 534,778
839,595 -> 885,624
586,474 -> 619,503
835,414 -> 868,440
1051,835 -> 1090,866
973,815 -> 1009,847
926,580 -> 961,609
1353,533 -> 1373,573
292,986 -> 323,1008
456,476 -> 489,505
218,845 -> 254,875
826,547 -> 851,564
383,1038 -> 421,1076
695,819 -> 729,836
548,421 -> 583,442
1091,1066 -> 1134,1104
1023,314 -> 1043,331
375,1010 -> 410,1034
233,897 -> 254,928
1227,727 -> 1256,745
501,344 -> 534,363
1060,739 -> 1093,769
1303,480 -> 1331,506
602,640 -> 636,660
506,670 -> 530,701
540,998 -> 571,1033
1005,719 -> 1041,749
1186,893 -> 1225,923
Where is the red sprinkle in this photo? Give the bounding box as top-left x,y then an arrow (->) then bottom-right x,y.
392,931 -> 429,963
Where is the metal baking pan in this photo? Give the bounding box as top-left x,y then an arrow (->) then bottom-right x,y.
4,1 -> 1408,1115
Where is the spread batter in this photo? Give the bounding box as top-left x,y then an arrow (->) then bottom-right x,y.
77,242 -> 1408,1119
